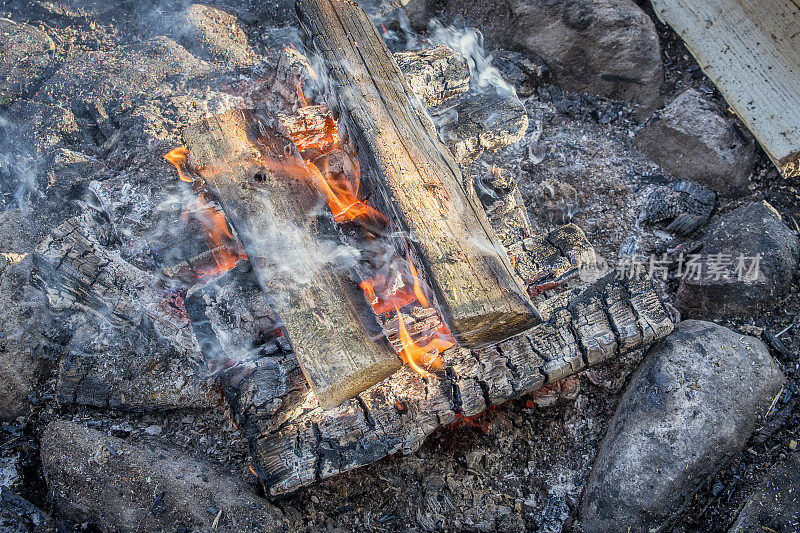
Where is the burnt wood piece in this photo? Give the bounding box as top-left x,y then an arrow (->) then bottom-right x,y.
431,87 -> 529,165
297,0 -> 539,346
228,270 -> 674,497
33,215 -> 200,358
56,319 -> 217,411
509,224 -> 596,294
33,216 -> 220,411
393,45 -> 470,107
185,260 -> 286,365
183,109 -> 401,409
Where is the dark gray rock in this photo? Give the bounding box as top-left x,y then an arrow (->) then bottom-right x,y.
636,89 -> 756,196
729,453 -> 800,533
676,201 -> 800,319
179,4 -> 260,69
40,419 -> 286,532
0,19 -> 56,106
408,0 -> 663,112
581,320 -> 785,533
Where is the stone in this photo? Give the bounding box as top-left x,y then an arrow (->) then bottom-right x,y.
0,19 -> 55,106
636,89 -> 756,196
0,252 -> 51,421
729,453 -> 800,533
676,201 -> 800,319
180,4 -> 260,69
409,0 -> 663,112
40,419 -> 286,532
581,320 -> 785,533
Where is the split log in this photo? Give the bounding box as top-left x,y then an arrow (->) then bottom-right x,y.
226,269 -> 674,497
651,0 -> 800,178
183,109 -> 401,409
297,0 -> 539,346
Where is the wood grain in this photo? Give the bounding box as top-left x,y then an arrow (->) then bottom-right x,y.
297,0 -> 540,346
651,0 -> 800,177
184,109 -> 401,409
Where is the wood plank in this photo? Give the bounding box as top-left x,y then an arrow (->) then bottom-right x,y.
651,0 -> 800,177
297,0 -> 540,346
225,270 -> 674,497
184,109 -> 401,409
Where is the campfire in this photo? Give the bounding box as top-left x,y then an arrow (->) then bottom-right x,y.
7,0 -> 799,530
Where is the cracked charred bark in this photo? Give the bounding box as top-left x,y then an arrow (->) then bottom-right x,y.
226,270 -> 674,497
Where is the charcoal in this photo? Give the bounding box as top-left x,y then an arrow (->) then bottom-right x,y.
394,45 -> 470,106
185,260 -> 282,368
56,318 -> 217,411
0,487 -> 58,533
431,86 -> 529,164
639,179 -> 716,235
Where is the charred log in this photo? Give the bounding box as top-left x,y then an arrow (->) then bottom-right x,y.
226,270 -> 674,497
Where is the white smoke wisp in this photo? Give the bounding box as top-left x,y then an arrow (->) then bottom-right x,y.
0,115 -> 45,215
428,21 -> 517,98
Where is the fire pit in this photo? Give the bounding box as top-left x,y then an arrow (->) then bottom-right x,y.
3,0 -> 797,531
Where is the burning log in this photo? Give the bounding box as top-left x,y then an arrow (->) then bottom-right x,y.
296,0 -> 540,347
226,270 -> 674,497
183,109 -> 401,409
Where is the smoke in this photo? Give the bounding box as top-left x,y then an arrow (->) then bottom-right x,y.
0,114 -> 45,214
428,21 -> 517,98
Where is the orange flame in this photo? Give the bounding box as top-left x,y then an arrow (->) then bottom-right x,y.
277,82 -> 457,377
193,193 -> 247,277
165,147 -> 247,278
395,307 -> 446,377
164,147 -> 192,183
408,254 -> 430,308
